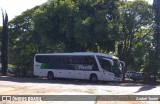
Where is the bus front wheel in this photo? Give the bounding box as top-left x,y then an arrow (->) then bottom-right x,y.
47,72 -> 54,80
90,74 -> 97,82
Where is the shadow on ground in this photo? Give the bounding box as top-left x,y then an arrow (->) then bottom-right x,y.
0,76 -> 159,87
135,85 -> 157,93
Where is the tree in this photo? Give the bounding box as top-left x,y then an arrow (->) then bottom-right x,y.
9,7 -> 39,76
117,0 -> 153,70
72,0 -> 120,52
153,0 -> 160,60
8,0 -> 121,76
148,0 -> 160,81
1,10 -> 8,75
8,0 -> 154,77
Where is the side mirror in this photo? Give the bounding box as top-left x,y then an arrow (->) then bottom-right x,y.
120,61 -> 125,68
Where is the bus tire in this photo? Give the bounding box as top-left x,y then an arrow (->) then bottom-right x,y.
90,74 -> 98,82
47,72 -> 54,80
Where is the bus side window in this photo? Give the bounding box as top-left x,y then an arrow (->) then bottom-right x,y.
44,56 -> 50,63
71,56 -> 79,70
36,56 -> 41,63
87,56 -> 98,71
36,56 -> 44,63
53,56 -> 61,64
98,57 -> 111,71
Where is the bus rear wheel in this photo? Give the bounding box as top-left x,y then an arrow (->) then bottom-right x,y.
47,72 -> 54,80
90,74 -> 97,82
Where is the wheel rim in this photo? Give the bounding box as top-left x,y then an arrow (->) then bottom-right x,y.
91,76 -> 97,82
48,73 -> 53,79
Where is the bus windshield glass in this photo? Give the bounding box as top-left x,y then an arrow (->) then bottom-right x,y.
112,59 -> 122,77
113,59 -> 122,71
97,56 -> 122,77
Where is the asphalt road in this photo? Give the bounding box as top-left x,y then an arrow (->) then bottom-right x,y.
0,76 -> 160,104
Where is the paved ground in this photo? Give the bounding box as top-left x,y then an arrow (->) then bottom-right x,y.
0,76 -> 160,104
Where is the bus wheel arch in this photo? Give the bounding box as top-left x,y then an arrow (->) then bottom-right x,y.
90,73 -> 98,82
47,71 -> 54,80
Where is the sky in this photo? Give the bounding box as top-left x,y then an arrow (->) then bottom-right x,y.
128,0 -> 153,4
0,0 -> 47,26
0,0 -> 153,26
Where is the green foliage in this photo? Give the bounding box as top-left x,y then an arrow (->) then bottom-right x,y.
141,0 -> 160,82
143,50 -> 160,83
6,0 -> 159,79
118,0 -> 153,70
8,0 -> 121,76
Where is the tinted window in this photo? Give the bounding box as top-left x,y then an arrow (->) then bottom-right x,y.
36,55 -> 52,63
36,55 -> 44,63
35,55 -> 98,71
98,58 -> 111,71
71,56 -> 98,71
53,56 -> 62,64
97,56 -> 112,71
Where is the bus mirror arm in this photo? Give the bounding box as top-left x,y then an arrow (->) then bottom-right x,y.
120,61 -> 125,68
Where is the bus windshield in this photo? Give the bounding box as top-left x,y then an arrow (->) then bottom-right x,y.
97,56 -> 122,77
113,59 -> 122,71
112,59 -> 122,77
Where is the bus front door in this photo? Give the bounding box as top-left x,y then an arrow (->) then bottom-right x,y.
101,70 -> 114,81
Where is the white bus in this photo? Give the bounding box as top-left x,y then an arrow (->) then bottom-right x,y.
34,52 -> 125,82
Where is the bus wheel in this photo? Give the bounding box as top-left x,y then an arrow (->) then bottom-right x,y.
90,74 -> 97,82
47,72 -> 54,80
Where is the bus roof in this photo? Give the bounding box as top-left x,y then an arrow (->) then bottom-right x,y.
35,52 -> 118,59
